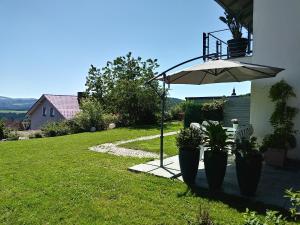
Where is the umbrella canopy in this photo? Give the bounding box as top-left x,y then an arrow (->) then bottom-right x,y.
164,59 -> 284,85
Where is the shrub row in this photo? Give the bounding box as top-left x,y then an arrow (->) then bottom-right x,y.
183,100 -> 225,128
41,99 -> 120,137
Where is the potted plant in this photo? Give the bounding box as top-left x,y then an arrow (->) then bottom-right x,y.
176,127 -> 202,187
260,80 -> 298,167
219,11 -> 248,58
234,137 -> 263,196
202,122 -> 231,190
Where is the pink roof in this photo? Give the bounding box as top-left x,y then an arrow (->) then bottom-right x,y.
44,95 -> 80,119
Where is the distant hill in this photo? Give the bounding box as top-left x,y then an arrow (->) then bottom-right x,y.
0,96 -> 36,111
166,97 -> 184,110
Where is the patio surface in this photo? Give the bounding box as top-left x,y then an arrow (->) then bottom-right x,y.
129,155 -> 300,209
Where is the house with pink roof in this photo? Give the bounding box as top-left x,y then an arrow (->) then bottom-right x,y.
26,94 -> 81,130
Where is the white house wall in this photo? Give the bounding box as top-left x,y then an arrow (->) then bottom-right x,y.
250,0 -> 300,159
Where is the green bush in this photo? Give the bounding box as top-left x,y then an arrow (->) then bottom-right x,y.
6,130 -> 19,141
102,114 -> 120,129
74,98 -> 104,131
183,100 -> 225,128
0,120 -> 5,140
170,102 -> 186,121
42,121 -> 71,137
202,100 -> 225,122
29,132 -> 43,139
184,102 -> 203,128
176,127 -> 202,151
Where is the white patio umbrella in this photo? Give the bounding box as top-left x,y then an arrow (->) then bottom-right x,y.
164,59 -> 284,85
148,58 -> 284,168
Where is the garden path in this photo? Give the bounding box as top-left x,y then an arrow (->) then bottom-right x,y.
89,131 -> 177,158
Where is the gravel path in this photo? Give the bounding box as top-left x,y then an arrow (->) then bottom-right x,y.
89,131 -> 178,158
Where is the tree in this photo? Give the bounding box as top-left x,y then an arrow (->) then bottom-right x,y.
85,52 -> 161,125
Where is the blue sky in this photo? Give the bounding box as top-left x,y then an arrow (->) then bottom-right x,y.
0,0 -> 250,99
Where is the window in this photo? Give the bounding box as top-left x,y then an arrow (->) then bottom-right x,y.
42,106 -> 47,116
50,108 -> 55,117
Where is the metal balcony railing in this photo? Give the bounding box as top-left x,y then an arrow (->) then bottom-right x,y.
203,28 -> 253,61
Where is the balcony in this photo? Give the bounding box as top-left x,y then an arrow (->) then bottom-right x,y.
202,28 -> 253,61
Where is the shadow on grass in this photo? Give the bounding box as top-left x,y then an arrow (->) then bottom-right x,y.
177,185 -> 294,220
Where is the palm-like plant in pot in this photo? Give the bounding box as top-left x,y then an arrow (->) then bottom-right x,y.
219,11 -> 248,58
234,137 -> 263,196
176,127 -> 202,187
202,122 -> 231,190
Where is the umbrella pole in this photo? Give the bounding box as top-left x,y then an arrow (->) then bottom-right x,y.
160,73 -> 166,167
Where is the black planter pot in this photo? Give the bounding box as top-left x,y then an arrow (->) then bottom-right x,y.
235,153 -> 263,196
227,38 -> 248,58
204,151 -> 228,190
179,148 -> 200,186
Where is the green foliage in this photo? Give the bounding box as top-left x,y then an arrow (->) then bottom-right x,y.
202,122 -> 230,152
102,113 -> 120,129
170,101 -> 186,121
183,100 -> 225,128
41,121 -> 71,137
184,102 -> 203,128
74,98 -> 105,131
285,189 -> 300,220
85,52 -> 161,125
176,127 -> 202,151
201,100 -> 225,122
29,131 -> 43,139
0,120 -> 5,139
261,80 -> 298,151
188,207 -> 215,225
243,209 -> 286,225
234,137 -> 263,159
6,130 -> 19,141
219,11 -> 243,39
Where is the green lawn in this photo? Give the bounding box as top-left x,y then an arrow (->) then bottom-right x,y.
0,122 -> 295,224
120,135 -> 178,156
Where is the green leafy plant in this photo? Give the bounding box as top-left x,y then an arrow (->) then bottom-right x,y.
74,98 -> 105,131
260,80 -> 298,152
102,113 -> 120,129
234,137 -> 262,159
285,189 -> 300,220
243,209 -> 286,225
202,122 -> 230,152
184,101 -> 203,128
176,127 -> 202,151
219,11 -> 243,39
188,207 -> 215,225
0,119 -> 5,140
202,100 -> 225,122
183,100 -> 225,128
42,121 -> 71,137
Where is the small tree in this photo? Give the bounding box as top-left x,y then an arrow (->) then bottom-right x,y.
85,52 -> 161,125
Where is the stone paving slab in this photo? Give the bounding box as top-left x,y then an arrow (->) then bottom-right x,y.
129,155 -> 300,209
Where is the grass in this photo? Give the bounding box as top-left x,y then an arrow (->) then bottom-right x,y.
0,121 -> 296,224
120,135 -> 178,156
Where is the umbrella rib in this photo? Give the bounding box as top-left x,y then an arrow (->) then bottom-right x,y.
169,71 -> 193,83
226,69 -> 240,82
242,66 -> 276,77
199,71 -> 208,84
239,62 -> 285,71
